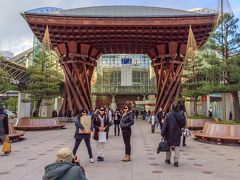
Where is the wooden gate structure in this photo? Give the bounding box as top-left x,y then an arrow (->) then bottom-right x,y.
22,6 -> 217,115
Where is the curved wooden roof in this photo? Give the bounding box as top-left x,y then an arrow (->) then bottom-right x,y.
23,6 -> 217,58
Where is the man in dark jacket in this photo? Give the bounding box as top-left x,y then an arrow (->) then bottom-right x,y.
161,103 -> 185,167
42,147 -> 87,180
0,107 -> 9,144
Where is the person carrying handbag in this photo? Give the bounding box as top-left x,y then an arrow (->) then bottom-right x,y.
93,107 -> 110,161
161,103 -> 186,167
0,107 -> 11,154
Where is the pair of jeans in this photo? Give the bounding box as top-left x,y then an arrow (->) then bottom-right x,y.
114,123 -> 120,136
122,128 -> 132,155
73,138 -> 93,158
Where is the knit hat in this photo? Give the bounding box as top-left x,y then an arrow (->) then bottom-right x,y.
56,148 -> 74,163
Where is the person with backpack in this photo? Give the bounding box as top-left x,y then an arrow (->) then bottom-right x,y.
161,103 -> 186,167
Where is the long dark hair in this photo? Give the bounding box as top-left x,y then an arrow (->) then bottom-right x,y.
79,108 -> 88,117
123,104 -> 132,112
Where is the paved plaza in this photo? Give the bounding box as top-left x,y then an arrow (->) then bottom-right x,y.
0,119 -> 240,180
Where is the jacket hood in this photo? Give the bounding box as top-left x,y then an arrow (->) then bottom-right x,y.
43,162 -> 73,180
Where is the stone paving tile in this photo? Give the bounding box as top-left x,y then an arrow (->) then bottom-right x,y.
0,121 -> 240,180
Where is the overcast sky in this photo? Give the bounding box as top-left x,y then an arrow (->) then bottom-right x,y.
0,0 -> 240,55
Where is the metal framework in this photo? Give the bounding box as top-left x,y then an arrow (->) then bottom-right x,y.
0,58 -> 29,85
23,6 -> 217,115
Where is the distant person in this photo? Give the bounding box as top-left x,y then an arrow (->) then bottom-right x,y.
93,107 -> 110,161
72,109 -> 94,163
142,109 -> 147,120
208,110 -> 213,119
106,107 -> 113,125
134,110 -> 139,119
67,110 -> 72,123
0,107 -> 10,154
178,102 -> 187,146
58,111 -> 63,117
150,111 -> 157,133
42,147 -> 87,180
229,111 -> 233,120
113,110 -> 122,136
120,105 -> 134,162
161,103 -> 186,167
52,110 -> 58,118
156,108 -> 164,131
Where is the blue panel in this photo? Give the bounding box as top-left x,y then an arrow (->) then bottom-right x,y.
26,7 -> 63,14
121,58 -> 132,64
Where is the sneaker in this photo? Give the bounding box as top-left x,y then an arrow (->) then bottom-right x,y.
90,158 -> 94,163
165,159 -> 171,164
182,144 -> 187,146
97,156 -> 101,161
174,162 -> 179,167
100,157 -> 104,161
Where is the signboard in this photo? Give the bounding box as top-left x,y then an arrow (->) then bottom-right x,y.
121,58 -> 132,86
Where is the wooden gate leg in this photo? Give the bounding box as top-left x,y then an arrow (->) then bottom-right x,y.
154,60 -> 183,112
55,42 -> 101,116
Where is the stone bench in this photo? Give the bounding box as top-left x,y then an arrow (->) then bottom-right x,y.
187,119 -> 210,130
14,118 -> 65,131
0,123 -> 25,143
194,122 -> 240,145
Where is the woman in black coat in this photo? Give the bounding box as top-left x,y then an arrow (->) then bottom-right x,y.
93,107 -> 110,161
120,105 -> 134,162
72,109 -> 94,163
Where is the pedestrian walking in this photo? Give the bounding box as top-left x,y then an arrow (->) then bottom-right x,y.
120,105 -> 134,162
93,107 -> 110,161
72,109 -> 94,163
161,103 -> 186,167
150,111 -> 158,133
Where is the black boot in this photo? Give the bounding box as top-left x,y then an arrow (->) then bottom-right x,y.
174,162 -> 179,167
165,159 -> 171,164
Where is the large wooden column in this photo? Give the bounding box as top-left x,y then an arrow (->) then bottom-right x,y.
148,42 -> 186,112
54,42 -> 101,116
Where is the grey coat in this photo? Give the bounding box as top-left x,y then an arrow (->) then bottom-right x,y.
161,111 -> 185,146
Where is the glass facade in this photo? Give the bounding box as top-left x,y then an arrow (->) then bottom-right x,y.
91,54 -> 157,95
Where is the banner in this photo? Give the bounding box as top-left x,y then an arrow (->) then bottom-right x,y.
121,58 -> 132,86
